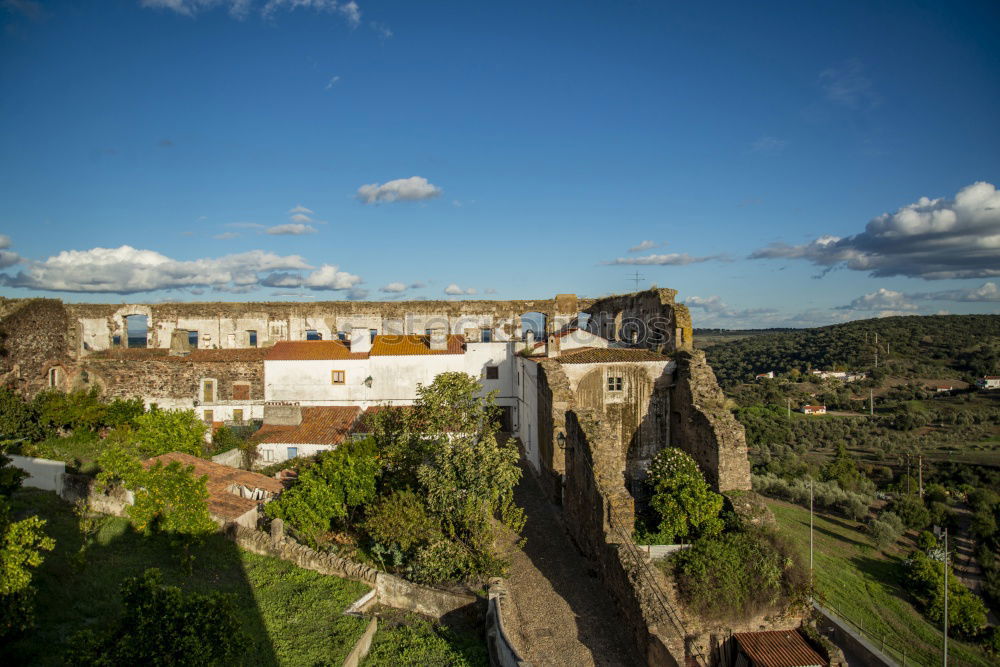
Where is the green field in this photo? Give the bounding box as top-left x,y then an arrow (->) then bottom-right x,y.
6,488 -> 371,666
766,498 -> 992,667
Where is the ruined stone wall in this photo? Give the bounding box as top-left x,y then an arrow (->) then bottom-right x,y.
0,299 -> 73,396
81,355 -> 265,402
584,288 -> 693,353
669,350 -> 751,492
533,359 -> 574,502
563,410 -> 683,666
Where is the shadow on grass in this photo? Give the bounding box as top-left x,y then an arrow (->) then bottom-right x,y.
5,488 -> 364,666
813,523 -> 871,550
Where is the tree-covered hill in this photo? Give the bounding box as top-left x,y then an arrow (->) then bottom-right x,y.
703,314 -> 1000,387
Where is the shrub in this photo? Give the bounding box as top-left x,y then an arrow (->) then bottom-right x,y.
129,408 -> 208,458
917,530 -> 938,551
0,388 -> 47,442
904,550 -> 988,638
645,448 -> 724,543
867,511 -> 903,550
66,568 -> 247,665
672,528 -> 807,621
893,495 -> 931,531
364,489 -> 440,563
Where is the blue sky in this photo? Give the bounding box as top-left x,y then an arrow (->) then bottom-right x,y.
1,0 -> 999,328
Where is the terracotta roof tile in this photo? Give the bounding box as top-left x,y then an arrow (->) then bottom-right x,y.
370,334 -> 465,356
732,630 -> 826,667
255,406 -> 362,446
264,340 -> 366,361
142,451 -> 284,521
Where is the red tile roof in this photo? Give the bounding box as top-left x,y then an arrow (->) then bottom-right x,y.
264,340 -> 366,361
254,406 -> 362,446
732,630 -> 826,667
370,334 -> 465,356
142,451 -> 283,521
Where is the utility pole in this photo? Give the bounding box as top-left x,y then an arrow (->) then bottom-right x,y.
944,527 -> 949,666
919,455 -> 924,499
875,349 -> 878,369
809,478 -> 814,595
629,272 -> 644,291
787,397 -> 791,419
870,389 -> 874,416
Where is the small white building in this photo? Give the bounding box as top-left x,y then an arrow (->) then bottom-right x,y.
801,405 -> 827,415
978,376 -> 1000,390
755,371 -> 775,380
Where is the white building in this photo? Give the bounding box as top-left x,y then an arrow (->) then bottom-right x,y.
978,376 -> 1000,390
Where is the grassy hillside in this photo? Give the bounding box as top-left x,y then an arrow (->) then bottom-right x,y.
767,499 -> 992,666
703,314 -> 1000,387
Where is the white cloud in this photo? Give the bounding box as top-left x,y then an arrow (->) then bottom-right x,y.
356,176 -> 442,204
628,240 -> 656,253
910,281 -> 1000,303
410,281 -> 426,289
225,222 -> 266,229
303,264 -> 362,290
288,204 -> 314,215
750,181 -> 1000,280
142,0 -> 361,24
0,234 -> 11,249
289,213 -> 313,223
0,246 -> 314,294
443,283 -> 477,296
267,223 -> 317,235
838,288 -> 917,312
212,232 -> 241,240
681,294 -> 779,324
325,75 -> 341,90
380,282 -> 407,293
607,253 -> 722,266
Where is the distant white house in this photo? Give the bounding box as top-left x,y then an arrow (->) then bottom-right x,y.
810,369 -> 865,382
929,384 -> 954,393
801,405 -> 827,415
755,371 -> 775,380
978,376 -> 1000,390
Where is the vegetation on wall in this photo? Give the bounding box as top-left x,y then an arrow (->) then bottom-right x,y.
636,447 -> 723,544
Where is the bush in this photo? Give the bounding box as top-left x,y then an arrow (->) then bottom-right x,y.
0,388 -> 47,442
893,495 -> 931,531
364,489 -> 440,566
66,568 -> 247,665
752,473 -> 874,520
672,528 -> 807,621
644,448 -> 724,543
904,550 -> 988,638
868,511 -> 903,550
917,530 -> 937,551
129,408 -> 208,458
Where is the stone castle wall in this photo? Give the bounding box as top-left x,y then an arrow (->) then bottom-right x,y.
0,299 -> 73,396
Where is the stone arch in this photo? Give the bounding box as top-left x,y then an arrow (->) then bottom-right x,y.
520,311 -> 547,343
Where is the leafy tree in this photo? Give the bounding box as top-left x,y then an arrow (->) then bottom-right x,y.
104,397 -> 145,429
868,511 -> 904,550
0,387 -> 47,442
905,550 -> 988,638
822,443 -> 865,492
265,438 -> 380,546
0,452 -> 54,637
917,530 -> 938,551
364,489 -> 441,566
131,407 -> 208,457
893,494 -> 931,531
645,447 -> 724,543
67,568 -> 247,665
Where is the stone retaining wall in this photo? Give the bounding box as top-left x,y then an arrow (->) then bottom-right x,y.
485,578 -> 532,667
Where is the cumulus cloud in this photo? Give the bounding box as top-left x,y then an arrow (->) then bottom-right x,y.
266,223 -> 317,235
289,213 -> 313,223
628,240 -> 656,253
444,283 -> 477,296
750,181 -> 1000,280
356,176 -> 442,204
838,288 -> 917,312
607,253 -> 722,266
0,234 -> 21,269
380,282 -> 407,293
0,246 -> 315,294
303,264 -> 362,290
910,281 -> 1000,303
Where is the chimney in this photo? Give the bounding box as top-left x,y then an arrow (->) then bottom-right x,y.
429,328 -> 448,351
546,333 -> 560,358
350,327 -> 372,354
264,402 -> 302,426
525,330 -> 535,348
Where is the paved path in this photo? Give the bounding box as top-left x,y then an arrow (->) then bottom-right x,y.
501,465 -> 638,666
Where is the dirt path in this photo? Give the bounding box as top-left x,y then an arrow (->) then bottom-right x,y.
500,465 -> 638,666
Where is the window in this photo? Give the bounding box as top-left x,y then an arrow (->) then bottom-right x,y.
202,379 -> 216,403
232,409 -> 244,422
331,370 -> 346,385
481,328 -> 492,342
188,331 -> 199,347
607,376 -> 623,392
203,410 -> 214,423
306,329 -> 322,340
485,365 -> 499,380
264,449 -> 274,462
287,447 -> 298,460
247,330 -> 257,347
232,383 -> 250,400
48,367 -> 62,387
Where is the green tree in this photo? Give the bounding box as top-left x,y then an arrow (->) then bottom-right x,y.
131,408 -> 208,457
645,447 -> 724,543
893,494 -> 931,531
822,443 -> 865,492
0,452 -> 54,637
265,438 -> 380,546
905,550 -> 988,638
0,387 -> 47,442
67,568 -> 247,666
